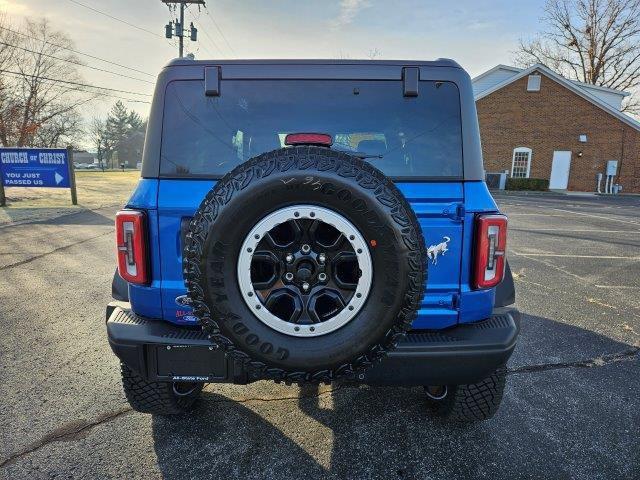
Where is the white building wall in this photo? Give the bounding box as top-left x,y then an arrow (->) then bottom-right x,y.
472,66 -> 520,96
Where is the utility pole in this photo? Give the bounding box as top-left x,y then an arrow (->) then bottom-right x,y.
162,0 -> 204,57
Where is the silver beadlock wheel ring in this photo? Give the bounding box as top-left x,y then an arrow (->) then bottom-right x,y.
237,205 -> 373,337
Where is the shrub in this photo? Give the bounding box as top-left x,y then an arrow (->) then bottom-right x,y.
505,177 -> 549,191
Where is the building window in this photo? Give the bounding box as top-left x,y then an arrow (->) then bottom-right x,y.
527,74 -> 541,91
511,147 -> 532,178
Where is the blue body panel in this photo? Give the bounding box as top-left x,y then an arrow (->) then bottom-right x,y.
397,182 -> 463,329
125,179 -> 163,319
126,178 -> 500,330
458,181 -> 498,323
157,179 -> 215,324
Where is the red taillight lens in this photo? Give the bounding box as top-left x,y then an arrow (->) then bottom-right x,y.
115,210 -> 148,285
284,133 -> 333,146
473,214 -> 507,289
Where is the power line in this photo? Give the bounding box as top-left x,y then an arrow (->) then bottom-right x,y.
0,41 -> 154,84
183,3 -> 224,57
198,22 -> 226,57
204,5 -> 236,55
0,25 -> 154,77
1,70 -> 151,104
0,68 -> 153,96
67,0 -> 162,38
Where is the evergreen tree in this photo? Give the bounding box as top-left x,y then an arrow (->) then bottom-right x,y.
103,101 -> 146,168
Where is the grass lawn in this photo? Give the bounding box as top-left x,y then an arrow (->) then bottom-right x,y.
0,170 -> 140,225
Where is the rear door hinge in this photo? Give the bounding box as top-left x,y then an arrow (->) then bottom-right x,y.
444,203 -> 465,222
452,293 -> 461,310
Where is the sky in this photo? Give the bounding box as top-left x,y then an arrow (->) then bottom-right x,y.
0,0 -> 548,120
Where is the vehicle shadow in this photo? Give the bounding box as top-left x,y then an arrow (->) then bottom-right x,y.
29,208 -> 115,226
151,313 -> 639,480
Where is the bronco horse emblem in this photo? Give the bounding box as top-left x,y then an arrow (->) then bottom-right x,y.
427,236 -> 451,265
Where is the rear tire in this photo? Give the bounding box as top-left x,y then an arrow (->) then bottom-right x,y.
120,363 -> 203,415
424,368 -> 507,423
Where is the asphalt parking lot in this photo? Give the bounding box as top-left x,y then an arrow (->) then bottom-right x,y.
1,192 -> 638,479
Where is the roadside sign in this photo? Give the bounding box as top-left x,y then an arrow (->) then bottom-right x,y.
0,148 -> 71,187
0,147 -> 78,206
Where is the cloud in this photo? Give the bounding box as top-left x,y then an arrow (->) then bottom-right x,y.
0,0 -> 31,15
330,0 -> 372,29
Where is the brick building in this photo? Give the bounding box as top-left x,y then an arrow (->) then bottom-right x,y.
473,64 -> 640,193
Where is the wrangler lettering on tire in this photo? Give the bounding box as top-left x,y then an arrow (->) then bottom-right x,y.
183,146 -> 427,383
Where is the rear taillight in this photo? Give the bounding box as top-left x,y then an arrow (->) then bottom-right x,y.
473,214 -> 507,289
115,210 -> 148,285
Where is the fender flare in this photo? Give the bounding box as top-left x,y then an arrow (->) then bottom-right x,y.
111,269 -> 129,302
494,260 -> 515,307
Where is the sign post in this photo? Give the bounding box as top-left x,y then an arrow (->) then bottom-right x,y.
67,146 -> 78,205
0,147 -> 78,205
0,170 -> 5,207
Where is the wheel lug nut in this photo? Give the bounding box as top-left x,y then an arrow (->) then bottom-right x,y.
318,253 -> 326,264
285,253 -> 294,263
285,272 -> 294,282
301,244 -> 311,254
318,273 -> 327,282
302,282 -> 310,291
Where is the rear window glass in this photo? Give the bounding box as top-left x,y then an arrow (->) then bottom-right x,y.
160,79 -> 462,179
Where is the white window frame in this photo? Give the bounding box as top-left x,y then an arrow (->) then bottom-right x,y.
511,147 -> 532,178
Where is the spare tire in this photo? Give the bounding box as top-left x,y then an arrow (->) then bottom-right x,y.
183,146 -> 426,383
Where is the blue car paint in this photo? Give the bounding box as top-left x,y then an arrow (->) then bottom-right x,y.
126,178 -> 499,329
458,181 -> 499,323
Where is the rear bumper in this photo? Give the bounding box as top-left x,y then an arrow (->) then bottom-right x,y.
106,302 -> 519,386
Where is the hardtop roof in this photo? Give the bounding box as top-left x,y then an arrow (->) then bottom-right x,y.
164,58 -> 462,69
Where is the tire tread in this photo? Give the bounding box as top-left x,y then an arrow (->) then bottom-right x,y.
427,368 -> 507,423
183,146 -> 428,383
120,363 -> 201,415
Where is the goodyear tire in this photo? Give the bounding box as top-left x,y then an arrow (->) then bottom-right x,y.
184,146 -> 427,383
121,363 -> 202,415
424,368 -> 507,422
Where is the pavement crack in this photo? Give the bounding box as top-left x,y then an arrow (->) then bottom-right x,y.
0,387 -> 351,468
0,407 -> 132,469
0,230 -> 113,271
508,348 -> 640,375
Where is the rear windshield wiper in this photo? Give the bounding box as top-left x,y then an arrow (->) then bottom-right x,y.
334,150 -> 383,159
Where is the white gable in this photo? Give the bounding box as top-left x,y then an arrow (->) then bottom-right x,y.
570,82 -> 628,110
472,65 -> 520,96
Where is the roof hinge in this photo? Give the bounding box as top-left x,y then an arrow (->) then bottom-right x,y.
204,66 -> 220,96
402,67 -> 419,97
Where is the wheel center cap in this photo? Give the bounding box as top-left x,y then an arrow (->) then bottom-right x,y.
296,265 -> 313,281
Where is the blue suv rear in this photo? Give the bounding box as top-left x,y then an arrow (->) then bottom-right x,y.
106,59 -> 518,422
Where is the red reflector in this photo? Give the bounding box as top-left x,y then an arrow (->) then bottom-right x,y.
473,214 -> 507,289
284,133 -> 333,147
115,210 -> 148,285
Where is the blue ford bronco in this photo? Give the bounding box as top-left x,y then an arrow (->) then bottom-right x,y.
107,59 -> 518,422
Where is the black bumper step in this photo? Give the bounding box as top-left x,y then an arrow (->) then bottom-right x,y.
106,303 -> 519,386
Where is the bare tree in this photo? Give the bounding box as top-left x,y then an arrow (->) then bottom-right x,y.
0,18 -> 94,147
367,48 -> 382,60
88,117 -> 110,168
516,0 -> 640,114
